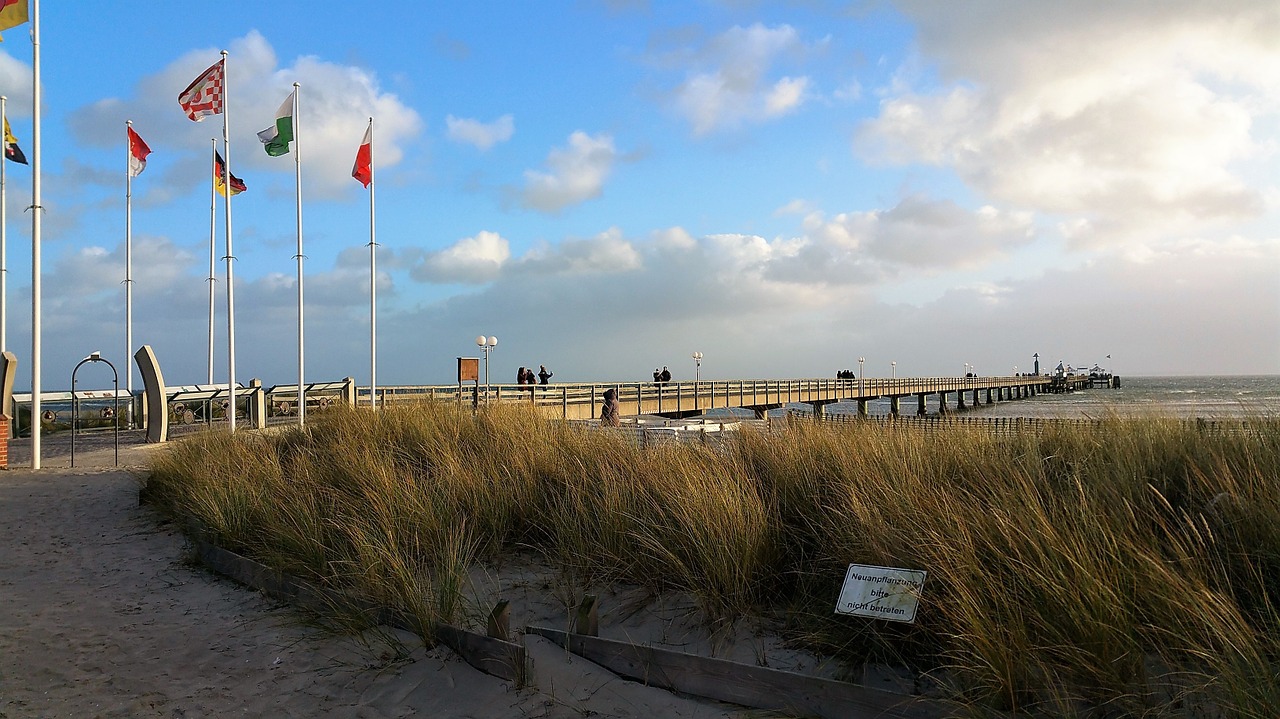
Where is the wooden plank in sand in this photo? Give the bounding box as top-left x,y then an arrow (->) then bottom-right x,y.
525,625 -> 959,719
193,540 -> 527,686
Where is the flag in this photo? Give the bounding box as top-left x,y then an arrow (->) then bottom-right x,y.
178,60 -> 224,121
127,126 -> 151,177
213,150 -> 246,197
0,0 -> 28,40
3,116 -> 26,165
256,89 -> 295,157
351,123 -> 372,188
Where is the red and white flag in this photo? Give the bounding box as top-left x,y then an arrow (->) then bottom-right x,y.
127,126 -> 151,177
178,60 -> 224,122
351,122 -> 373,188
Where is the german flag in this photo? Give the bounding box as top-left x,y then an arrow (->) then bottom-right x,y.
213,150 -> 246,197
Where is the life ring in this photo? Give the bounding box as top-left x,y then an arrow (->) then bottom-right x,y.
100,407 -> 115,418
41,410 -> 55,422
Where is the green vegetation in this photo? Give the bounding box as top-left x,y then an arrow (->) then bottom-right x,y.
145,403 -> 1280,717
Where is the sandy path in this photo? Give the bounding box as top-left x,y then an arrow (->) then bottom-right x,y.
0,434 -> 743,718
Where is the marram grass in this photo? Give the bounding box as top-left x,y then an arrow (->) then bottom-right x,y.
146,403 -> 1280,717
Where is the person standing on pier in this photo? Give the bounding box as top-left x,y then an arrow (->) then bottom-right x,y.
538,365 -> 553,384
659,366 -> 671,383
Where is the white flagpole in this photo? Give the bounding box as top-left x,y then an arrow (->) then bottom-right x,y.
30,0 -> 42,468
220,50 -> 237,431
1,95 -> 7,357
207,138 -> 216,386
293,83 -> 305,425
124,120 -> 134,428
366,118 -> 377,411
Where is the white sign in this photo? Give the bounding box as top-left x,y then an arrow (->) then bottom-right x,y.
835,563 -> 926,623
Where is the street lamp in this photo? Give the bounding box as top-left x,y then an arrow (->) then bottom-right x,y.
858,357 -> 865,395
1013,365 -> 1018,376
692,351 -> 703,382
475,335 -> 497,401
891,360 -> 896,379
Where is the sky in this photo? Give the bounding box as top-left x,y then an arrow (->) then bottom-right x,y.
0,0 -> 1276,392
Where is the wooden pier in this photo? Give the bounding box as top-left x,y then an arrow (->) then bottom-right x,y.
357,375 -> 1082,421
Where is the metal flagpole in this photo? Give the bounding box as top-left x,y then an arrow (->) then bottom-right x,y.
366,118 -> 376,411
293,83 -> 305,424
30,0 -> 42,468
124,120 -> 134,429
1,95 -> 6,356
207,138 -> 216,385
220,50 -> 237,431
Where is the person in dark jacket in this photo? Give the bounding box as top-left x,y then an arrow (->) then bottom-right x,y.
600,388 -> 621,427
517,367 -> 528,385
659,366 -> 671,383
538,365 -> 553,384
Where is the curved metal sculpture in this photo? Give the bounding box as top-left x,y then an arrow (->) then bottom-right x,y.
134,344 -> 168,443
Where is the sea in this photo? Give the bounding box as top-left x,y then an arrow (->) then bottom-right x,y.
814,375 -> 1280,420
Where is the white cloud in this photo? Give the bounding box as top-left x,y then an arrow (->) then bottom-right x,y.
446,114 -> 514,151
413,230 -> 510,284
667,23 -> 814,134
858,2 -> 1280,246
519,131 -> 618,213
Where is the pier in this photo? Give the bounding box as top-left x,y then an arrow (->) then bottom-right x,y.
362,375 -> 1066,422
9,370 -> 1119,439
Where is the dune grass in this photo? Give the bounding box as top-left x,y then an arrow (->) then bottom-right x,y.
145,403 -> 1280,717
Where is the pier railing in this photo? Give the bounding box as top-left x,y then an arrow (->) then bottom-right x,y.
360,375 -> 1051,421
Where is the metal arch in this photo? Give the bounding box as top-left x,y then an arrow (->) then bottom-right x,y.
70,354 -> 120,469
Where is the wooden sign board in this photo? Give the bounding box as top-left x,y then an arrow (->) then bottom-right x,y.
458,357 -> 480,383
835,563 -> 926,623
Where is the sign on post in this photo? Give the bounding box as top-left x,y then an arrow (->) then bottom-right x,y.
458,357 -> 480,382
835,563 -> 926,623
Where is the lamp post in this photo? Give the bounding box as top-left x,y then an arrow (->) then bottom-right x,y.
858,356 -> 865,395
692,351 -> 703,382
1013,365 -> 1018,376
891,360 -> 896,379
475,335 -> 497,403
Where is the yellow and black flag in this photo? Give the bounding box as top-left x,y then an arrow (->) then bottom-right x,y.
4,116 -> 26,165
0,0 -> 29,42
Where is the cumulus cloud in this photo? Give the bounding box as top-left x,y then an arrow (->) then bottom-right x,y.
666,23 -> 814,134
518,228 -> 642,275
858,2 -> 1279,245
413,230 -> 511,284
519,131 -> 618,212
763,195 -> 1034,285
446,114 -> 514,151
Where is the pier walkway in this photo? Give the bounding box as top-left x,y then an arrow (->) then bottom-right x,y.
359,375 -> 1085,422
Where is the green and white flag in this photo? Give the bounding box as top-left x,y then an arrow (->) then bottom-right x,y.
257,89 -> 296,157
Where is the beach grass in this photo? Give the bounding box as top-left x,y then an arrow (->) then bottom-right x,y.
145,403 -> 1280,717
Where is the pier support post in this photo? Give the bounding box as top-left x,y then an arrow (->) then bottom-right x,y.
956,390 -> 966,409
916,393 -> 927,416
857,399 -> 868,417
938,392 -> 948,414
754,407 -> 768,420
985,388 -> 994,404
889,396 -> 900,416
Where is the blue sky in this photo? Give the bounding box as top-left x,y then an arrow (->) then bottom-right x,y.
0,0 -> 1276,391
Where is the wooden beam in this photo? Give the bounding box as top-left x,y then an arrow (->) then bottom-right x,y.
525,625 -> 963,719
193,540 -> 528,686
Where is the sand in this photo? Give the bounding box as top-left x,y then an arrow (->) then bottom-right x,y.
0,432 -> 756,718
